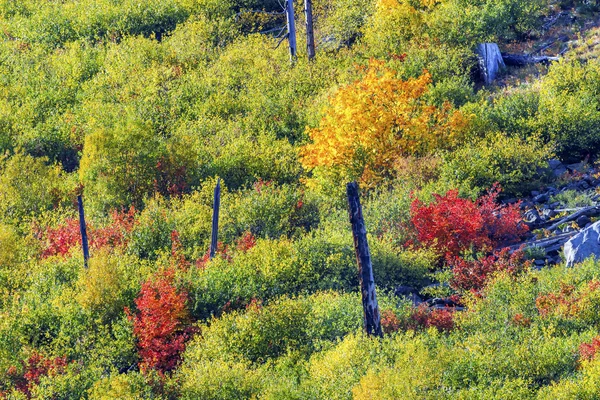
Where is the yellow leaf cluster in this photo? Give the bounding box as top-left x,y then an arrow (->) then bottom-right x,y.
300,59 -> 469,187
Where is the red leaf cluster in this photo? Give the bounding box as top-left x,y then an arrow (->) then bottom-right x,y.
195,232 -> 256,269
381,306 -> 455,334
40,207 -> 136,258
128,270 -> 193,374
512,313 -> 532,328
6,352 -> 67,398
236,231 -> 257,253
448,248 -> 531,293
536,280 -> 600,319
408,305 -> 455,333
580,336 -> 600,362
410,184 -> 527,259
381,309 -> 401,334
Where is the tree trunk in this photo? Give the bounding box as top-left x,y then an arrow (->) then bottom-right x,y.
477,43 -> 505,85
347,182 -> 383,337
305,0 -> 315,60
77,195 -> 90,269
502,53 -> 560,66
209,178 -> 221,259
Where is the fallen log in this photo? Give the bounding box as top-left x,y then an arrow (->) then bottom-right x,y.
503,231 -> 579,252
502,53 -> 560,66
545,206 -> 600,232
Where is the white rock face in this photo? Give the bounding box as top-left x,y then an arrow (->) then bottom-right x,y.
564,221 -> 600,267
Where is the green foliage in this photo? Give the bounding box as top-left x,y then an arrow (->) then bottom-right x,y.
537,59 -> 600,162
440,132 -> 554,197
0,151 -> 72,226
551,190 -> 594,209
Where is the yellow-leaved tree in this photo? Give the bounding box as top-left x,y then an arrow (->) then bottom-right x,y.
300,59 -> 469,188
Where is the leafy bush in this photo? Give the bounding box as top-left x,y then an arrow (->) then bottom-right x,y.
0,151 -> 71,226
449,248 -> 531,293
301,60 -> 469,187
537,59 -> 600,162
410,184 -> 527,259
128,269 -> 193,374
440,133 -> 554,197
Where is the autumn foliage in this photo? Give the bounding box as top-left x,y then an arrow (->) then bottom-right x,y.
449,248 -> 531,293
410,184 -> 527,259
128,270 -> 192,375
381,306 -> 454,334
536,280 -> 600,319
6,352 -> 68,398
580,336 -> 600,362
300,59 -> 469,186
40,207 -> 136,258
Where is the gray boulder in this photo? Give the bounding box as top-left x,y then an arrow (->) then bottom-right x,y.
564,221 -> 600,267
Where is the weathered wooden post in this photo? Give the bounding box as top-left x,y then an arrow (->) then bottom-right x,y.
476,43 -> 505,85
285,0 -> 297,60
347,182 -> 383,337
77,194 -> 90,269
209,178 -> 221,259
304,0 -> 315,60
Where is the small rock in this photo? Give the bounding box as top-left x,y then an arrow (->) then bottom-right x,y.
534,193 -> 549,203
543,209 -> 557,219
524,209 -> 542,225
548,159 -> 564,170
567,162 -> 586,173
577,215 -> 592,227
531,190 -> 540,197
578,181 -> 590,190
394,286 -> 423,305
534,259 -> 546,267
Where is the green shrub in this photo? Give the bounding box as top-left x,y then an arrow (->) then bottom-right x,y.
538,59 -> 600,162
0,151 -> 72,226
439,132 -> 554,197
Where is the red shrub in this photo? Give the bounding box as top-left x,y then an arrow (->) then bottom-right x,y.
410,184 -> 527,259
536,280 -> 600,319
512,313 -> 532,327
236,231 -> 257,253
195,232 -> 255,270
580,336 -> 600,362
40,219 -> 81,258
170,230 -> 190,270
91,207 -> 136,249
381,309 -> 401,334
448,247 -> 531,292
253,178 -> 273,194
128,270 -> 193,374
406,305 -> 454,333
39,207 -> 136,258
7,352 -> 67,398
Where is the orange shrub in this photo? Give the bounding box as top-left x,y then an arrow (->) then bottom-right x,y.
300,59 -> 469,187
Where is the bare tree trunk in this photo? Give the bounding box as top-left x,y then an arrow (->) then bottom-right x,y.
286,0 -> 297,60
209,178 -> 221,259
305,0 -> 315,60
347,182 -> 383,337
77,195 -> 90,269
477,43 -> 505,85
